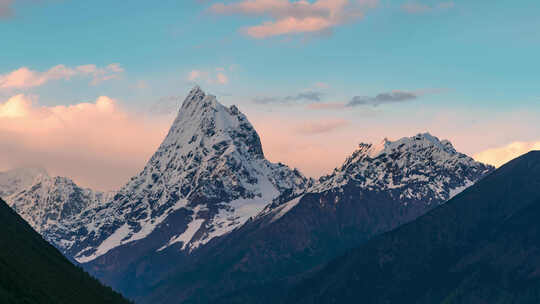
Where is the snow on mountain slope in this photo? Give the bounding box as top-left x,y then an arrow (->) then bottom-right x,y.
0,167 -> 49,198
262,133 -> 494,222
131,134 -> 495,304
3,170 -> 111,250
67,87 -> 309,263
313,133 -> 492,199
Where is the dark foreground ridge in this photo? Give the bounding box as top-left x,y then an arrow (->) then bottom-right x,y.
0,198 -> 130,304
288,151 -> 540,304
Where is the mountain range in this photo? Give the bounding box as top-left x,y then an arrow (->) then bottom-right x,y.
1,87 -> 497,303
288,151 -> 540,304
126,129 -> 493,303
0,197 -> 129,304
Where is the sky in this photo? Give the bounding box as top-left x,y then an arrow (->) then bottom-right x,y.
1,0 -> 539,191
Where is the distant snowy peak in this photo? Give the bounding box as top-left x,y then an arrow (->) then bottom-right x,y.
0,167 -> 49,198
312,133 -> 494,202
3,170 -> 110,252
72,86 -> 309,263
344,133 -> 457,165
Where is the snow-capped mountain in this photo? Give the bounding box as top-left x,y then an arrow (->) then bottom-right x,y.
0,87 -> 496,303
2,169 -> 111,251
314,133 -> 487,197
62,86 -> 309,263
133,133 -> 494,304
260,133 -> 492,223
0,167 -> 49,198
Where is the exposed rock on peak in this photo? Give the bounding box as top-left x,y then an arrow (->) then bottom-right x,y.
131,133 -> 495,304
0,167 -> 49,198
66,87 -> 308,263
313,133 -> 493,203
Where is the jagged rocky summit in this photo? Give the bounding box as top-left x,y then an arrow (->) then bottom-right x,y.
36,86 -> 309,264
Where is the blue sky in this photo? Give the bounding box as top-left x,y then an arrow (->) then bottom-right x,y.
1,0 -> 539,189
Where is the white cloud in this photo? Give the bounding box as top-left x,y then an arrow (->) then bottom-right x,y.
0,63 -> 124,90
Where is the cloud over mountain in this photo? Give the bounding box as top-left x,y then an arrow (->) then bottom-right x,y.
0,94 -> 170,190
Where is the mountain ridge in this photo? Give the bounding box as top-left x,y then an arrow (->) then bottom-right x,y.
0,87 -> 497,304
126,128 -> 493,304
287,151 -> 540,304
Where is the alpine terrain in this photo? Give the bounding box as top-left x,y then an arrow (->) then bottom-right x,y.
125,131 -> 494,303
1,168 -> 112,253
288,151 -> 540,304
2,87 -> 494,304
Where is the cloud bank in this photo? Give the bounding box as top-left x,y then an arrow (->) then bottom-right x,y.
474,141 -> 540,168
209,0 -> 378,38
0,94 -> 171,190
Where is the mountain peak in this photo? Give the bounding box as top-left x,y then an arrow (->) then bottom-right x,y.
180,86 -> 214,111
0,167 -> 50,198
164,88 -> 264,160
187,85 -> 205,99
315,133 -> 493,201
69,88 -> 309,263
352,132 -> 457,162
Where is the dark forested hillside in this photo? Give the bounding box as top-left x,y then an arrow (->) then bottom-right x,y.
0,198 -> 130,304
288,151 -> 540,304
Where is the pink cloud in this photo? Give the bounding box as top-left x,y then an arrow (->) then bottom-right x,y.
0,94 -> 171,191
313,82 -> 330,89
474,141 -> 540,168
0,64 -> 124,90
210,0 -> 378,38
216,72 -> 229,84
187,68 -> 230,85
188,70 -> 204,81
0,0 -> 14,18
245,16 -> 332,38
